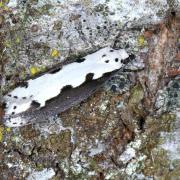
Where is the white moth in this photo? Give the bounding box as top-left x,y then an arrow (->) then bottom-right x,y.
3,47 -> 129,127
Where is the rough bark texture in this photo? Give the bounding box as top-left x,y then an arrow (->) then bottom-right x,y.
0,0 -> 180,179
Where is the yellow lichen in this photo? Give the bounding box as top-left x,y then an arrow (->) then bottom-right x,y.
30,66 -> 39,76
50,49 -> 60,58
0,0 -> 9,10
30,66 -> 46,76
0,2 -> 4,7
0,126 -> 4,142
15,37 -> 20,44
6,127 -> 11,132
3,5 -> 8,10
138,35 -> 145,47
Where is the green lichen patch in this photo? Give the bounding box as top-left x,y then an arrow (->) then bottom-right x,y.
20,125 -> 40,140
128,84 -> 145,117
46,130 -> 73,159
138,112 -> 177,178
144,113 -> 176,135
143,148 -> 169,177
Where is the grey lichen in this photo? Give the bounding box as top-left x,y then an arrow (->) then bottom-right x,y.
0,0 -> 180,179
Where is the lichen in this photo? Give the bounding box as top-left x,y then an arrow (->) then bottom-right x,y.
0,126 -> 4,142
50,48 -> 60,58
137,35 -> 146,47
0,0 -> 179,179
30,66 -> 39,76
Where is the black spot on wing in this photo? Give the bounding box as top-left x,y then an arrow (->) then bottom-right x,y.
102,54 -> 106,57
105,60 -> 109,63
61,85 -> 73,92
31,101 -> 41,108
85,73 -> 94,82
76,58 -> 86,63
110,49 -> 114,52
115,58 -> 119,62
13,96 -> 18,99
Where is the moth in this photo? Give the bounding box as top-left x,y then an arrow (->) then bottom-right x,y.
2,47 -> 129,127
